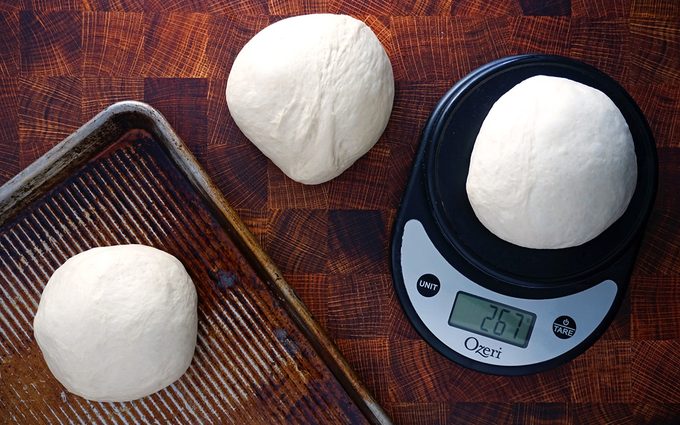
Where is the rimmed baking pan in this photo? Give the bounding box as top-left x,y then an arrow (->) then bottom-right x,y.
0,101 -> 391,424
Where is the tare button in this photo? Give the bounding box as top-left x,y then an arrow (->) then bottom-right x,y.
416,274 -> 440,297
553,316 -> 576,339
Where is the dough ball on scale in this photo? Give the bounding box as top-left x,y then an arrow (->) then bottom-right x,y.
466,75 -> 637,249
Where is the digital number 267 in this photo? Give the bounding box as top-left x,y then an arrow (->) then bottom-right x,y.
480,305 -> 525,338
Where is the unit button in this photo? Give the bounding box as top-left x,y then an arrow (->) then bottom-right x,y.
416,274 -> 440,297
553,316 -> 576,339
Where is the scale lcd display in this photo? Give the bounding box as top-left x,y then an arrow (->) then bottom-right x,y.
448,292 -> 536,348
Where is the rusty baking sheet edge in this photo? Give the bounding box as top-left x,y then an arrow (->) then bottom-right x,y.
0,100 -> 392,425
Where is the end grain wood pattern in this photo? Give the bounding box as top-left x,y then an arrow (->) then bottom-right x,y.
1,0 -> 679,424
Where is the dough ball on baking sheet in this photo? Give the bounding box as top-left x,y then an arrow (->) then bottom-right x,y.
466,75 -> 637,249
226,14 -> 394,185
33,245 -> 197,402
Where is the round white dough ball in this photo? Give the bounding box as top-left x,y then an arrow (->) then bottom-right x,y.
226,14 -> 394,184
33,245 -> 198,402
466,75 -> 637,249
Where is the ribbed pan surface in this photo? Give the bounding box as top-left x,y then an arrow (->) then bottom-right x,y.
0,130 -> 367,424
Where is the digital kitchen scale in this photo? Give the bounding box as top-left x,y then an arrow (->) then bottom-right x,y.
391,55 -> 658,375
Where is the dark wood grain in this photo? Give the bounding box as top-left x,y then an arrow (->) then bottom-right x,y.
0,11 -> 19,76
81,76 -> 144,119
143,77 -> 208,160
82,11 -> 145,76
0,78 -> 19,182
518,0 -> 570,16
1,0 -> 679,423
18,76 -> 82,166
20,11 -> 81,76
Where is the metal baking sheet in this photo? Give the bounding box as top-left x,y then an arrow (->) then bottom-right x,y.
0,101 -> 391,424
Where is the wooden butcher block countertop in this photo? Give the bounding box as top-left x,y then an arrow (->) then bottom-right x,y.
0,0 -> 678,423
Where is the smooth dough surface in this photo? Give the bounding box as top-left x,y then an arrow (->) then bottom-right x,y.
33,245 -> 197,402
466,75 -> 637,249
226,14 -> 394,184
